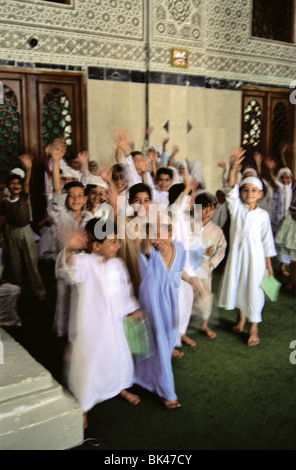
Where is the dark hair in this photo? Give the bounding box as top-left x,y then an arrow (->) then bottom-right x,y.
194,191 -> 217,207
156,167 -> 174,180
6,174 -> 23,186
85,217 -> 117,244
85,184 -> 98,196
168,183 -> 186,205
130,151 -> 143,158
64,181 -> 85,193
112,163 -> 128,179
129,183 -> 152,203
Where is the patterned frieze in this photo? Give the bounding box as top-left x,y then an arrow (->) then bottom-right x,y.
0,0 -> 295,86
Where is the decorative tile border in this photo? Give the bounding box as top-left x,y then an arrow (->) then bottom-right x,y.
0,60 -> 291,90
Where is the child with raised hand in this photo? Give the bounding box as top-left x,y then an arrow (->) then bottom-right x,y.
218,148 -> 276,346
190,191 -> 227,339
58,218 -> 142,428
47,141 -> 90,255
47,142 -> 91,342
270,167 -> 293,277
0,153 -> 46,301
134,215 -> 185,409
153,167 -> 174,207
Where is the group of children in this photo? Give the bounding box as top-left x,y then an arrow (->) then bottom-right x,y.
0,132 -> 295,429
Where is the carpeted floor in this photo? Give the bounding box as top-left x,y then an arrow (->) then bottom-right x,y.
4,259 -> 296,451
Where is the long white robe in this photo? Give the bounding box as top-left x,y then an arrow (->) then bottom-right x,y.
58,251 -> 140,412
218,185 -> 276,323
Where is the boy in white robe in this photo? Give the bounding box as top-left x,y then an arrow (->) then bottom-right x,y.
218,148 -> 276,346
58,217 -> 143,428
191,192 -> 227,339
153,167 -> 174,207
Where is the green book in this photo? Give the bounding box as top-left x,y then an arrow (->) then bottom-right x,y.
261,270 -> 281,302
124,317 -> 154,359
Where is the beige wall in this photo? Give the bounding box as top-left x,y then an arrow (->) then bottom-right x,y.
87,80 -> 147,163
87,80 -> 242,194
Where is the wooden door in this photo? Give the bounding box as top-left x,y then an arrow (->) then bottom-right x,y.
241,86 -> 295,173
0,68 -> 87,222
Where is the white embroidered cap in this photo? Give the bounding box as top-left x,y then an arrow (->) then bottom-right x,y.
239,176 -> 263,191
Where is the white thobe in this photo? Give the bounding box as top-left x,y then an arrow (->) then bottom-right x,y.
218,185 -> 276,322
59,251 -> 140,412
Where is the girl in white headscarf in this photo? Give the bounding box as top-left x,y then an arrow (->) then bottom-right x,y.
270,167 -> 293,276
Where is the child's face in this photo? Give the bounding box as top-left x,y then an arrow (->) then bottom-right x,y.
66,186 -> 87,212
178,165 -> 185,176
240,183 -> 262,206
157,174 -> 172,191
61,177 -> 75,186
151,224 -> 172,252
94,234 -> 120,260
216,190 -> 226,204
112,171 -> 127,192
280,173 -> 292,186
89,162 -> 98,174
132,154 -> 144,172
243,170 -> 256,178
201,204 -> 216,225
130,191 -> 151,215
69,158 -> 81,171
8,178 -> 23,197
88,187 -> 106,208
264,157 -> 276,170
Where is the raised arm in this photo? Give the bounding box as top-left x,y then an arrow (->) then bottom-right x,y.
253,151 -> 263,176
65,230 -> 88,264
18,153 -> 33,194
51,140 -> 66,194
113,129 -> 131,163
77,150 -> 90,177
147,148 -> 157,180
227,147 -> 246,188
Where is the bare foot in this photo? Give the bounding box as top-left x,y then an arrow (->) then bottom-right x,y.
163,399 -> 181,410
281,264 -> 290,277
83,412 -> 88,429
232,312 -> 246,333
200,326 -> 216,339
285,283 -> 295,290
248,322 -> 260,346
120,389 -> 140,405
181,334 -> 196,347
171,348 -> 184,358
247,334 -> 260,346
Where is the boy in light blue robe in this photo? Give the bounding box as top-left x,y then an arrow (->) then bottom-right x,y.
134,220 -> 187,409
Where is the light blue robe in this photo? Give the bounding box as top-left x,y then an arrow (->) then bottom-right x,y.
135,241 -> 185,401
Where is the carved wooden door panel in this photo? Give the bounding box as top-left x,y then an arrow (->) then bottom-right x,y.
0,68 -> 87,222
241,86 -> 295,173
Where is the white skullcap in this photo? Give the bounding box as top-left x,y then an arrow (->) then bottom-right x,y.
10,168 -> 25,178
242,168 -> 257,177
276,167 -> 292,181
61,167 -> 78,179
239,177 -> 263,191
87,175 -> 109,189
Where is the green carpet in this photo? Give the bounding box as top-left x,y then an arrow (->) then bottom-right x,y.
5,260 -> 295,451
77,265 -> 296,451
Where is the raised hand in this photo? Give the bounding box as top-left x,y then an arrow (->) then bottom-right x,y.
19,153 -> 33,170
217,161 -> 227,170
51,140 -> 66,161
77,150 -> 90,165
171,145 -> 179,157
99,166 -> 112,183
253,151 -> 262,168
64,228 -> 88,252
229,147 -> 246,169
